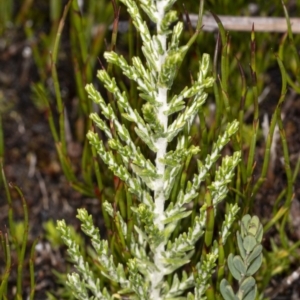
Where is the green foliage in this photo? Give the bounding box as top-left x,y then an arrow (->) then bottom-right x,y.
220,215 -> 263,300
0,0 -> 13,34
26,0 -> 113,197
0,163 -> 36,300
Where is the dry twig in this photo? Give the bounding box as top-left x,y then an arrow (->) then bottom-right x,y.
193,15 -> 300,33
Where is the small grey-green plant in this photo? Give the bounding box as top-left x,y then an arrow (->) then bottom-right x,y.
220,215 -> 263,300
57,0 -> 261,299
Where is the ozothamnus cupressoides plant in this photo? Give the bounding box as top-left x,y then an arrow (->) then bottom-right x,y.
56,0 -> 251,299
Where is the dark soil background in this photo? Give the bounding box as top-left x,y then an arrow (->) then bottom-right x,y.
0,3 -> 300,300
0,9 -> 105,297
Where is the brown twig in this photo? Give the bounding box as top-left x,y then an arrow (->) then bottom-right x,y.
190,15 -> 300,33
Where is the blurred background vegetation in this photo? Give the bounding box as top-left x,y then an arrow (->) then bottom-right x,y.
0,0 -> 299,299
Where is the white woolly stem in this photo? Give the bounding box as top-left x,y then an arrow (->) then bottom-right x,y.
150,1 -> 169,299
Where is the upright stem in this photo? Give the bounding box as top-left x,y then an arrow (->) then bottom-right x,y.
151,1 -> 168,298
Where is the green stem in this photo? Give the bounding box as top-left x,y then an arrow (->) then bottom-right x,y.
204,191 -> 214,247
213,33 -> 222,133
246,27 -> 259,183
0,233 -> 11,297
12,185 -> 29,298
29,238 -> 39,300
51,0 -> 72,155
1,162 -> 14,240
